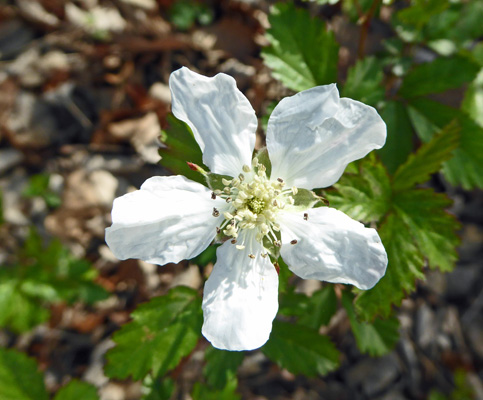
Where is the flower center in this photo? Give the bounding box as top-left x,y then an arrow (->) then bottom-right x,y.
212,157 -> 299,255
247,197 -> 266,214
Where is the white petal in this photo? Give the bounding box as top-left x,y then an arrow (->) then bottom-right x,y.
202,231 -> 279,351
279,208 -> 387,290
105,175 -> 226,265
169,67 -> 257,177
267,84 -> 386,189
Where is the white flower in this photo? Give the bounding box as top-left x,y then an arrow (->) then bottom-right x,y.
105,67 -> 388,351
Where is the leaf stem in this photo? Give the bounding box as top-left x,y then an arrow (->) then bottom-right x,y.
357,0 -> 382,59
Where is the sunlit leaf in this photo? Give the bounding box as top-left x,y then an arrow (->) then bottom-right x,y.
0,348 -> 48,400
105,286 -> 202,380
342,57 -> 385,107
326,157 -> 391,223
262,3 -> 339,91
392,120 -> 460,191
54,380 -> 99,400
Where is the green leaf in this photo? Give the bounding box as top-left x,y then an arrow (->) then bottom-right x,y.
394,189 -> 460,272
279,286 -> 337,330
0,229 -> 108,333
262,3 -> 339,91
355,187 -> 459,319
342,57 -> 385,107
141,376 -> 175,400
462,71 -> 483,127
159,114 -> 205,184
341,292 -> 399,357
355,213 -> 425,319
105,286 -> 202,380
408,98 -> 483,188
392,120 -> 460,191
0,275 -> 50,333
262,320 -> 340,376
54,380 -> 99,400
326,157 -> 391,223
204,347 -> 244,390
0,348 -> 48,400
191,377 -> 240,400
396,0 -> 449,28
376,101 -> 414,174
399,56 -> 479,98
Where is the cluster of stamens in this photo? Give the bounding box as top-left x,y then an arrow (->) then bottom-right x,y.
211,157 -> 299,256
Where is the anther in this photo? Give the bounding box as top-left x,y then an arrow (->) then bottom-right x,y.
226,197 -> 232,203
222,178 -> 232,186
274,240 -> 281,247
236,245 -> 245,250
292,186 -> 298,195
231,239 -> 237,244
261,253 -> 268,258
214,189 -> 222,195
304,213 -> 308,221
216,227 -> 221,234
211,192 -> 216,200
277,177 -> 284,183
242,165 -> 251,173
290,239 -> 298,245
248,254 -> 255,259
252,157 -> 259,167
212,207 -> 220,217
238,173 -> 245,181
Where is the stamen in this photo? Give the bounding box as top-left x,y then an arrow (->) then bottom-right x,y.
242,165 -> 251,173
238,173 -> 245,181
261,253 -> 268,258
304,213 -> 308,221
222,178 -> 232,186
277,178 -> 284,183
212,207 -> 220,217
291,186 -> 298,195
290,239 -> 298,245
216,227 -> 221,234
231,239 -> 237,244
236,245 -> 245,250
274,240 -> 281,247
248,254 -> 255,259
211,192 -> 216,200
226,197 -> 232,203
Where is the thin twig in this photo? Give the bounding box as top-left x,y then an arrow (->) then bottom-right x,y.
357,0 -> 383,59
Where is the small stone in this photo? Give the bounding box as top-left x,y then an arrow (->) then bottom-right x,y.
415,303 -> 437,349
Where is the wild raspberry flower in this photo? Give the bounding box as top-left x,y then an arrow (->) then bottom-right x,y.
106,67 -> 388,351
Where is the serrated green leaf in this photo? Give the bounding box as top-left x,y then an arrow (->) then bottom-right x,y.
262,320 -> 340,376
408,98 -> 483,189
392,121 -> 460,191
399,56 -> 479,98
356,214 -> 425,319
376,101 -> 414,174
0,348 -> 48,400
54,380 -> 99,400
105,286 -> 202,380
203,347 -> 244,390
326,158 -> 391,223
394,189 -> 460,272
262,3 -> 339,91
159,114 -> 205,184
341,292 -> 399,356
342,57 -> 385,107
